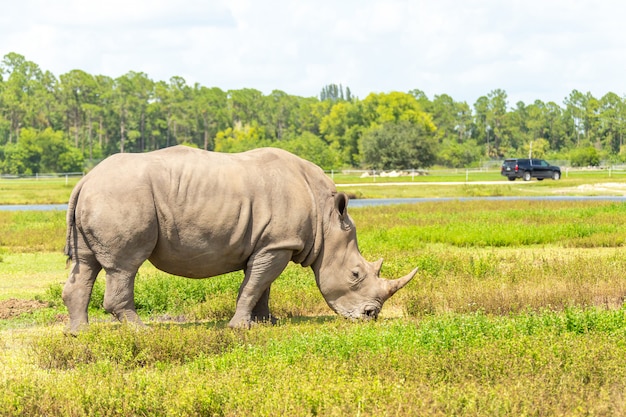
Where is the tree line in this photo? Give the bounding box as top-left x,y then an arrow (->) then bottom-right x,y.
0,51 -> 624,175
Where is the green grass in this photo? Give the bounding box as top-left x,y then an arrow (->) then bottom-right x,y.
3,311 -> 626,415
0,210 -> 66,252
0,177 -> 80,205
0,252 -> 67,300
4,199 -> 626,415
3,169 -> 626,204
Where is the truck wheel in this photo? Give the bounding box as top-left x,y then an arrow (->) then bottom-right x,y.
523,171 -> 532,181
508,176 -> 516,181
552,172 -> 561,180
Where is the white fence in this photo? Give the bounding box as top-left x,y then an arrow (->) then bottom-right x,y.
0,172 -> 84,184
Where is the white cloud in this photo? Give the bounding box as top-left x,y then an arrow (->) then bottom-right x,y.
1,0 -> 626,106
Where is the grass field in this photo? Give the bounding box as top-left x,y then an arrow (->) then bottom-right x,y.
2,181 -> 626,415
3,167 -> 626,204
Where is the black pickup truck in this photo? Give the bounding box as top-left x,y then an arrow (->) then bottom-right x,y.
501,158 -> 561,181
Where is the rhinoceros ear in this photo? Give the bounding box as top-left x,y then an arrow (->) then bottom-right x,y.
334,192 -> 349,219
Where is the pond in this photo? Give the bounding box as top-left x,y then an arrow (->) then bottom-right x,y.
3,196 -> 626,211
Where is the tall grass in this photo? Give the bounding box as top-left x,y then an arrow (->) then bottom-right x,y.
5,310 -> 625,416
4,200 -> 626,415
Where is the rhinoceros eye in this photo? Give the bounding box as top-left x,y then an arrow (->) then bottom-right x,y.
350,270 -> 364,286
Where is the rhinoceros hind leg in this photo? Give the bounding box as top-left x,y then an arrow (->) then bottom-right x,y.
229,250 -> 290,328
63,255 -> 102,333
251,287 -> 277,324
102,268 -> 144,327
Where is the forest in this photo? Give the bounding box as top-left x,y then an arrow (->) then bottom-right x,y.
0,51 -> 624,174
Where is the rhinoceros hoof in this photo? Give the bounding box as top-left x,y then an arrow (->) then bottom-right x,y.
228,314 -> 277,329
253,314 -> 277,325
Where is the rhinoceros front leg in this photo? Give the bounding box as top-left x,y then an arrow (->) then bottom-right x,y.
229,250 -> 291,328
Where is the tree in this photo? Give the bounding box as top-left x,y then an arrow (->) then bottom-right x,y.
0,53 -> 46,143
570,146 -> 600,167
110,72 -> 156,153
214,122 -> 269,153
0,127 -> 83,174
276,132 -> 341,170
523,138 -> 550,159
319,100 -> 364,166
262,90 -> 298,140
563,89 -> 587,147
193,85 -> 229,150
321,91 -> 436,167
228,88 -> 264,127
438,138 -> 482,168
598,92 -> 626,154
360,121 -> 437,170
544,101 -> 568,151
319,84 -> 352,102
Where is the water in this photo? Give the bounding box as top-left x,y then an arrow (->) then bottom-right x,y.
0,204 -> 68,211
349,196 -> 626,207
3,196 -> 626,211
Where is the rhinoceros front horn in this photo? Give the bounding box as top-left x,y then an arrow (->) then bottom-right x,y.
382,267 -> 418,301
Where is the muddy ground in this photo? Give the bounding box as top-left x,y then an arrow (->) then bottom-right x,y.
0,299 -> 49,319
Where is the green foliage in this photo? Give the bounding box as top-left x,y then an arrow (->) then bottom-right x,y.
319,83 -> 352,102
5,52 -> 626,169
0,142 -> 30,174
275,132 -> 341,170
523,137 -> 550,158
437,138 -> 482,167
5,312 -> 626,416
360,120 -> 437,169
0,128 -> 83,174
570,145 -> 600,167
213,123 -> 270,153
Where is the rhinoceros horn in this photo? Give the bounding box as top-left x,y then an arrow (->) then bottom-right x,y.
381,266 -> 419,301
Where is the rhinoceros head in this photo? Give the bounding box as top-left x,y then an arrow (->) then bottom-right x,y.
312,193 -> 418,320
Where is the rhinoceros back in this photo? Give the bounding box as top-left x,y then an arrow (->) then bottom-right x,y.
68,146 -> 334,278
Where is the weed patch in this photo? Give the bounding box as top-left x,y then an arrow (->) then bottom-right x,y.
10,311 -> 626,416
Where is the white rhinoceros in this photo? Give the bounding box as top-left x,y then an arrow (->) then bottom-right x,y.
62,146 -> 417,330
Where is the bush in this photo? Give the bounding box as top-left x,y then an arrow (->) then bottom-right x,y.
570,146 -> 600,167
0,128 -> 84,174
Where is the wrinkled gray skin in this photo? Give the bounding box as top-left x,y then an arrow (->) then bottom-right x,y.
62,146 -> 417,331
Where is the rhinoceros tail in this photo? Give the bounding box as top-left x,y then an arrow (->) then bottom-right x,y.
64,179 -> 84,268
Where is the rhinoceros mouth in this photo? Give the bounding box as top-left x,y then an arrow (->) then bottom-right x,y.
362,305 -> 380,319
337,305 -> 381,320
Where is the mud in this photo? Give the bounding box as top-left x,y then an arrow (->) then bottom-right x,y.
0,299 -> 49,319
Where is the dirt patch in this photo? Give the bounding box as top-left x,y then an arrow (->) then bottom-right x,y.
575,182 -> 626,195
0,299 -> 49,319
553,182 -> 626,195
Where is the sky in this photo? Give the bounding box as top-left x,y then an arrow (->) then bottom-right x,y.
1,0 -> 625,107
